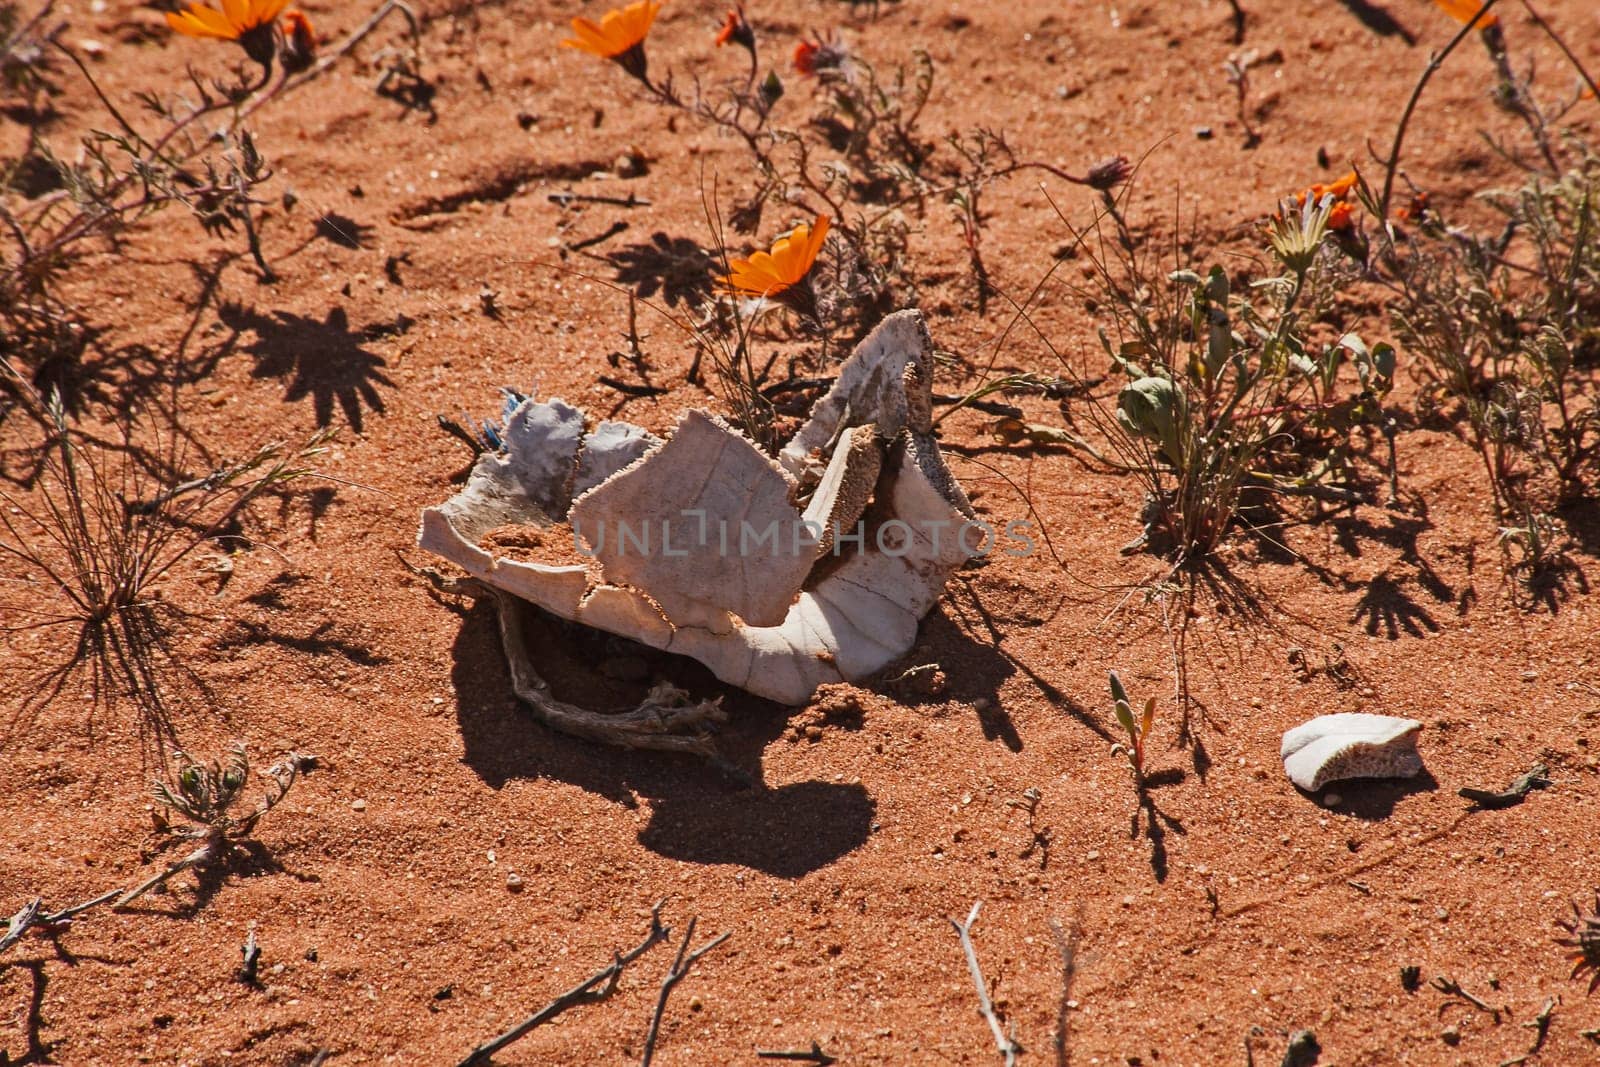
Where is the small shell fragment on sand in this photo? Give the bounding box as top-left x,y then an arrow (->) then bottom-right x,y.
1280,713 -> 1424,792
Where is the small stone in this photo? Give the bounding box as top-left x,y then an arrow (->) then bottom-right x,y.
1322,793 -> 1342,808
689,996 -> 703,1012
1086,850 -> 1100,861
506,873 -> 524,892
350,799 -> 367,812
1440,1026 -> 1460,1046
1194,126 -> 1213,139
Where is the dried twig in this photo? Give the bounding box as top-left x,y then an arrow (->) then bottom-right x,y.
1522,996 -> 1555,1054
417,573 -> 735,772
757,1043 -> 837,1065
2,889 -> 122,955
640,916 -> 730,1067
1459,763 -> 1551,809
949,901 -> 1021,1067
0,900 -> 42,956
1431,975 -> 1503,1021
238,926 -> 261,985
1376,0 -> 1502,222
457,901 -> 671,1067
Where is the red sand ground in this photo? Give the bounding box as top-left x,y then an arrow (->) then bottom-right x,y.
3,1 -> 1599,1065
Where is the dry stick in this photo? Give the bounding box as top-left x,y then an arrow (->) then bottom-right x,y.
1,889 -> 123,954
950,902 -> 1021,1067
1377,0 -> 1502,224
0,900 -> 41,955
639,916 -> 730,1067
114,839 -> 219,910
1522,996 -> 1555,1054
419,573 -> 734,768
38,889 -> 121,925
456,902 -> 671,1067
756,1043 -> 837,1065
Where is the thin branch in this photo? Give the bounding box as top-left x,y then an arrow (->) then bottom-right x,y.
949,901 -> 1021,1067
1377,0 -> 1502,223
640,916 -> 730,1067
0,899 -> 42,955
1517,0 -> 1600,103
757,1043 -> 837,1065
457,901 -> 671,1067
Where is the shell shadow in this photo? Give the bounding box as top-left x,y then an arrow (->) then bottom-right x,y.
447,599 -> 873,877
1313,768 -> 1439,821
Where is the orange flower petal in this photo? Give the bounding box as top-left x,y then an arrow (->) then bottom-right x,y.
167,6 -> 237,39
1433,0 -> 1499,29
254,0 -> 291,26
220,0 -> 250,32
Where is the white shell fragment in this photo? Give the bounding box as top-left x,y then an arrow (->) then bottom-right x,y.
1280,713 -> 1425,792
417,309 -> 979,705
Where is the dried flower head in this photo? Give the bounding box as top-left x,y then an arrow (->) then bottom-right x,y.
165,0 -> 290,67
1433,0 -> 1499,29
562,0 -> 661,82
1085,155 -> 1133,192
715,5 -> 754,52
721,215 -> 830,301
280,8 -> 315,73
1555,890 -> 1600,994
793,31 -> 846,77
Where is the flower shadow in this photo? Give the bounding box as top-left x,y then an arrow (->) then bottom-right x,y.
605,232 -> 716,307
217,303 -> 395,432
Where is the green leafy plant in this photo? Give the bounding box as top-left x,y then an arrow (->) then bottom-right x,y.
1108,671 -> 1155,786
115,743 -> 313,909
1048,186 -> 1386,562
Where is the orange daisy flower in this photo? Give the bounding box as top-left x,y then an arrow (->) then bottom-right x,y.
1292,170 -> 1361,231
721,216 -> 830,299
1433,0 -> 1499,29
166,0 -> 288,41
166,0 -> 288,64
561,1 -> 661,59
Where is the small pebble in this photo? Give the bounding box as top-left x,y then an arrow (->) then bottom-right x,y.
1440,1025 -> 1460,1046
1322,793 -> 1342,808
1194,126 -> 1213,139
506,873 -> 524,893
350,799 -> 367,812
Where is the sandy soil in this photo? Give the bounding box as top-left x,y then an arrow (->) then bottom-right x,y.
3,1 -> 1600,1065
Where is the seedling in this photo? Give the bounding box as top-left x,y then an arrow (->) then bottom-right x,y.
115,744 -> 312,909
1108,671 -> 1155,787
